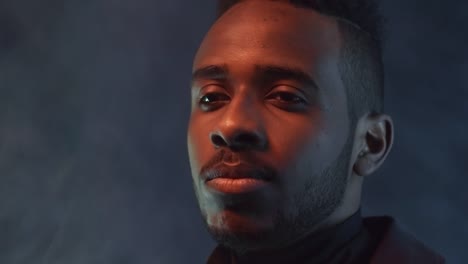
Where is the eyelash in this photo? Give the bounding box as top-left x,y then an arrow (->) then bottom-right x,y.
267,92 -> 307,104
198,93 -> 230,105
198,91 -> 307,111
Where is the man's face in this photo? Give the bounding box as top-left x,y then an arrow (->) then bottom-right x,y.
187,1 -> 353,251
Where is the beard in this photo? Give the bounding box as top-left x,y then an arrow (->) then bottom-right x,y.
199,132 -> 354,254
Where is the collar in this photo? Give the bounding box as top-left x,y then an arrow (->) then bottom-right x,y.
207,210 -> 364,264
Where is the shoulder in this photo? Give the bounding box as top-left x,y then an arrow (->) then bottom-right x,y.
207,245 -> 231,264
364,216 -> 445,264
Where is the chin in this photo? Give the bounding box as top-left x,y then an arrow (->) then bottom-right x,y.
205,209 -> 279,252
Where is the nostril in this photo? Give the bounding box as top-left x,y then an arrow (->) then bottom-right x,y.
210,134 -> 227,148
210,130 -> 267,151
235,133 -> 259,145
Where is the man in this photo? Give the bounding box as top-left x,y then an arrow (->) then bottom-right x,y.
186,0 -> 445,263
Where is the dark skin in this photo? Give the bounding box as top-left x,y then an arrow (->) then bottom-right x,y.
187,0 -> 393,258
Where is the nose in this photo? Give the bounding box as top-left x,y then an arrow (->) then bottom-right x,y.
209,100 -> 268,152
210,129 -> 267,152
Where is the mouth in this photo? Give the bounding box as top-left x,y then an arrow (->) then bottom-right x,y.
202,164 -> 274,194
206,177 -> 270,194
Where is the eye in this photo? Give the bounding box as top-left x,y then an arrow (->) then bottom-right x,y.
198,92 -> 230,111
266,91 -> 307,104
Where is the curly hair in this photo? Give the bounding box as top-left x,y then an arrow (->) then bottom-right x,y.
216,0 -> 385,124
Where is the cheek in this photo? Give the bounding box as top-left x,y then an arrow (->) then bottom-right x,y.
187,116 -> 212,176
266,111 -> 324,170
267,108 -> 348,180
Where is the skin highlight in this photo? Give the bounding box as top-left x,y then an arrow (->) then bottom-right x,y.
187,0 -> 393,257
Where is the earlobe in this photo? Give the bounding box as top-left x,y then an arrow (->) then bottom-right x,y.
353,154 -> 371,176
353,114 -> 394,177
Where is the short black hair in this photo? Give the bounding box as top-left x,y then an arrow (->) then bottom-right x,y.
217,0 -> 385,124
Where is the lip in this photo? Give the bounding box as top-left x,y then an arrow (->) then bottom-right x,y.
202,163 -> 274,182
205,177 -> 270,194
202,164 -> 274,195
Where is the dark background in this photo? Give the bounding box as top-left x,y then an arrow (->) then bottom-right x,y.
0,0 -> 466,263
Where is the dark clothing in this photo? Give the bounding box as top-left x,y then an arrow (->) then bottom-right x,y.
364,216 -> 445,264
207,214 -> 445,264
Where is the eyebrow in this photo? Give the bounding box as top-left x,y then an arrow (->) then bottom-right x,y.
254,65 -> 318,90
191,65 -> 229,84
191,64 -> 318,91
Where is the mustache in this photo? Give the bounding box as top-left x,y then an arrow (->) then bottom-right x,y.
199,149 -> 276,182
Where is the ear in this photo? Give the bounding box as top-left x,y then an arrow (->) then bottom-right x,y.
352,113 -> 394,177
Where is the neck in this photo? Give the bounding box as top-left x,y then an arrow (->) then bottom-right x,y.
229,209 -> 363,264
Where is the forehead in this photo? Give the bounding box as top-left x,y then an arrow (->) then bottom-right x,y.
193,1 -> 341,72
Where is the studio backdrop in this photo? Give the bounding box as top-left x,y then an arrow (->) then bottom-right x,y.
0,0 -> 466,263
